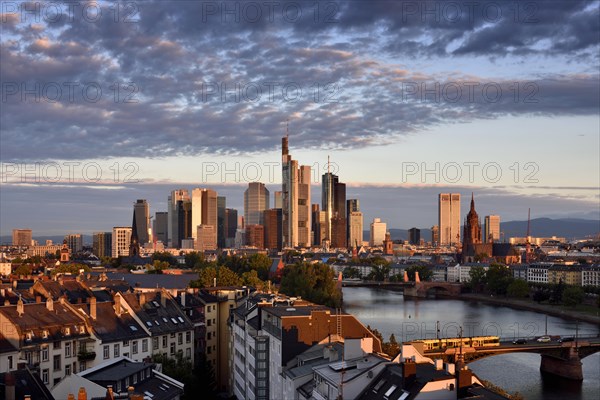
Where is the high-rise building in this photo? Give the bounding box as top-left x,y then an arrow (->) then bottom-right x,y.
408,228 -> 421,245
439,193 -> 461,245
484,215 -> 501,243
321,171 -> 346,247
264,208 -> 282,251
133,199 -> 150,244
217,196 -> 226,248
64,234 -> 83,253
244,182 -> 270,226
191,188 -> 218,248
346,199 -> 360,244
154,211 -> 168,244
281,135 -> 311,248
12,229 -> 32,246
274,191 -> 283,209
348,211 -> 363,247
246,225 -> 265,248
225,208 -> 238,247
168,189 -> 190,248
195,225 -> 217,252
112,226 -> 132,258
431,225 -> 439,246
92,232 -> 112,258
370,218 -> 387,246
311,204 -> 327,247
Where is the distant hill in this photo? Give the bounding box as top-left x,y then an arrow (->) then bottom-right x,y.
365,218 -> 599,242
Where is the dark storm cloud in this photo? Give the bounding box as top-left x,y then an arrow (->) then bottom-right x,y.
0,0 -> 598,161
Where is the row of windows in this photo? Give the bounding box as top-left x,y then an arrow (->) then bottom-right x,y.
103,333 -> 191,359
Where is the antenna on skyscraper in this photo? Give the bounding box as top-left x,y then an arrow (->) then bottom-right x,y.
286,118 -> 289,138
327,155 -> 330,174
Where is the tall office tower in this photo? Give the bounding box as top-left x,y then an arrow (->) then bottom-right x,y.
12,229 -> 32,246
133,199 -> 151,244
191,188 -> 218,247
274,191 -> 283,209
64,234 -> 83,253
168,189 -> 190,248
431,225 -> 439,246
322,169 -> 346,248
244,182 -> 270,226
484,215 -> 501,243
217,196 -> 226,248
246,225 -> 265,248
195,225 -> 216,252
348,211 -> 364,247
346,199 -> 360,244
438,193 -> 461,245
182,200 -> 193,241
370,218 -> 387,246
154,212 -> 168,244
112,227 -> 132,258
264,208 -> 283,251
311,204 -> 326,246
408,228 -> 421,245
281,134 -> 311,248
225,208 -> 238,247
92,232 -> 112,258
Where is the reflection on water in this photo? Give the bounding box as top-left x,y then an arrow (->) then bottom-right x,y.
343,287 -> 600,400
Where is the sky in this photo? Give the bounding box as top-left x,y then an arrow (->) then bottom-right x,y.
0,0 -> 599,235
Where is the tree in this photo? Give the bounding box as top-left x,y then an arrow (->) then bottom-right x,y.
382,334 -> 400,358
246,253 -> 272,280
405,265 -> 433,282
468,266 -> 487,292
562,286 -> 585,307
280,262 -> 342,308
550,280 -> 566,304
369,264 -> 391,281
51,263 -> 91,276
343,267 -> 360,279
507,279 -> 529,298
241,269 -> 265,290
13,264 -> 32,276
152,251 -> 178,266
191,266 -> 242,288
185,252 -> 205,269
533,289 -> 550,304
486,264 -> 513,295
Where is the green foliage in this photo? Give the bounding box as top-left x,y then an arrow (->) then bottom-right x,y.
51,263 -> 91,276
532,289 -> 550,304
152,353 -> 217,400
507,279 -> 530,298
280,262 -> 342,308
152,251 -> 178,266
383,333 -> 400,358
486,264 -> 513,295
342,267 -> 361,279
468,265 -> 487,291
551,280 -> 566,304
368,264 -> 391,281
405,265 -> 433,282
562,286 -> 585,307
13,264 -> 32,276
190,266 -> 242,288
241,269 -> 265,290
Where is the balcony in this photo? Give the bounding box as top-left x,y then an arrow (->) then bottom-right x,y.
77,350 -> 96,361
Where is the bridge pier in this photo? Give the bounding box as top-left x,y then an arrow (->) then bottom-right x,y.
540,348 -> 583,380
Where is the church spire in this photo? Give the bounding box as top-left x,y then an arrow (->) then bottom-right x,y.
130,207 -> 140,257
470,192 -> 475,211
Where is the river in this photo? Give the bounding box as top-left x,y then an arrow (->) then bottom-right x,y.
342,287 -> 600,400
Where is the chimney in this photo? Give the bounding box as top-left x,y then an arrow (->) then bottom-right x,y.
160,290 -> 166,308
17,297 -> 24,316
77,387 -> 87,400
46,297 -> 54,312
35,295 -> 41,303
457,366 -> 473,390
106,385 -> 114,400
5,372 -> 15,400
435,359 -> 443,370
128,386 -> 135,397
139,292 -> 146,306
114,295 -> 122,317
402,359 -> 417,386
68,395 -> 75,400
180,291 -> 186,307
12,280 -> 17,289
90,297 -> 97,320
24,396 -> 31,400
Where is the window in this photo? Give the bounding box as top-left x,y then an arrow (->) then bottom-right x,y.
142,339 -> 148,353
79,362 -> 86,373
42,369 -> 49,384
132,340 -> 138,354
153,337 -> 159,350
207,347 -> 211,355
186,331 -> 191,343
133,373 -> 138,385
178,333 -> 183,345
207,319 -> 211,327
42,346 -> 49,362
207,332 -> 211,340
53,355 -> 61,371
65,364 -> 71,376
162,336 -> 167,348
8,356 -> 13,370
53,341 -> 61,349
123,340 -> 129,347
114,343 -> 120,358
65,342 -> 71,358
170,342 -> 175,355
186,348 -> 191,359
103,345 -> 109,359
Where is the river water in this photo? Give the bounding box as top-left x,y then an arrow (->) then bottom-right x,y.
343,287 -> 600,400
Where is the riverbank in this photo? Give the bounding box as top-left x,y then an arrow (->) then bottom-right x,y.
456,293 -> 600,325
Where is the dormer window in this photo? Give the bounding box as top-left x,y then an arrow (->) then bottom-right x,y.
42,330 -> 49,339
25,331 -> 33,341
64,327 -> 71,336
79,325 -> 86,334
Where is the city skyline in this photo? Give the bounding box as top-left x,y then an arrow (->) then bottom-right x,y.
1,1 -> 598,236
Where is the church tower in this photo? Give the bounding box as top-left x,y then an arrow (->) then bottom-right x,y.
462,193 -> 482,248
